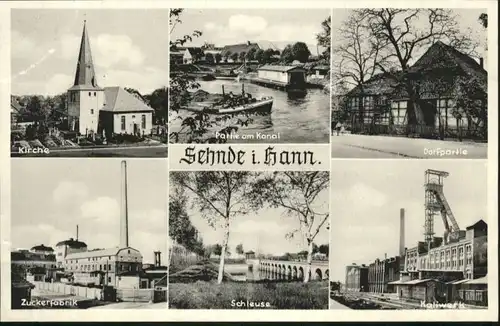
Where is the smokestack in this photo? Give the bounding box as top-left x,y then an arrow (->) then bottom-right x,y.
120,161 -> 129,248
399,208 -> 405,257
76,225 -> 79,241
479,57 -> 484,68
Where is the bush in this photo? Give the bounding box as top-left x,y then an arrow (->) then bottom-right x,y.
169,280 -> 328,309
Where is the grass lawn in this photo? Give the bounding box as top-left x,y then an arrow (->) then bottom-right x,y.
169,280 -> 328,309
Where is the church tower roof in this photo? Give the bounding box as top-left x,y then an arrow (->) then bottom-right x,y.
69,21 -> 102,91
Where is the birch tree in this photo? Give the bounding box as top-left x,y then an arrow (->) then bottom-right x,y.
253,172 -> 330,283
170,171 -> 260,284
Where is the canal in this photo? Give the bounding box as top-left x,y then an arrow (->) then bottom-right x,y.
170,79 -> 330,144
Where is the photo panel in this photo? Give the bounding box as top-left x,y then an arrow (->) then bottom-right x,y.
168,171 -> 330,309
10,159 -> 168,309
330,8 -> 488,159
169,8 -> 331,144
329,160 -> 488,309
10,9 -> 169,158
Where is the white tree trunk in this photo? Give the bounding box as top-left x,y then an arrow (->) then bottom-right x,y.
217,221 -> 230,284
304,239 -> 313,283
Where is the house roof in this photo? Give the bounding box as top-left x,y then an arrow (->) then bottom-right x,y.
65,246 -> 141,260
313,65 -> 330,71
258,65 -> 306,72
11,251 -> 56,262
185,47 -> 204,57
466,219 -> 487,231
101,87 -> 154,113
31,244 -> 54,252
221,43 -> 260,56
56,238 -> 88,248
11,96 -> 23,114
69,21 -> 102,91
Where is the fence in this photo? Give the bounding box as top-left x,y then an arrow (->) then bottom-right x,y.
350,122 -> 487,141
33,281 -> 103,300
116,289 -> 167,303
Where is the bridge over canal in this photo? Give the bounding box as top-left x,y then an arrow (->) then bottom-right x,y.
247,259 -> 329,281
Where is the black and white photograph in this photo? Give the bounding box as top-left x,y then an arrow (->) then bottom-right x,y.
169,8 -> 331,144
330,9 -> 488,159
168,171 -> 329,309
10,9 -> 169,158
329,160 -> 488,309
10,160 -> 168,309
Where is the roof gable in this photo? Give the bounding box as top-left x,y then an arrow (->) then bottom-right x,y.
412,41 -> 487,79
221,43 -> 260,56
102,87 -> 154,113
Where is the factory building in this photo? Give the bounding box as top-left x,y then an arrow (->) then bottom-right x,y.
345,264 -> 368,292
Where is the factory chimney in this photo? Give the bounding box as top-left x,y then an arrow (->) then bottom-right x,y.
399,208 -> 405,257
120,161 -> 129,248
76,225 -> 79,241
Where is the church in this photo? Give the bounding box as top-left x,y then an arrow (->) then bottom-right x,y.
67,21 -> 154,137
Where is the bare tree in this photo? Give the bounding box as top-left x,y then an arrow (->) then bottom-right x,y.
333,11 -> 382,89
253,172 -> 329,283
171,172 -> 260,284
356,9 -> 478,125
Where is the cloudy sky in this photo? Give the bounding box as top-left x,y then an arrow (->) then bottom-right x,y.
329,160 -> 488,282
172,172 -> 330,257
11,9 -> 169,96
11,159 -> 168,265
170,8 -> 330,54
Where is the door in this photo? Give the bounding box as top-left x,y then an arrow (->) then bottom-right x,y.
133,123 -> 139,136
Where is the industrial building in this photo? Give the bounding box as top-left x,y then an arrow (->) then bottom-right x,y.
345,264 -> 368,292
12,160 -> 168,303
345,169 -> 488,307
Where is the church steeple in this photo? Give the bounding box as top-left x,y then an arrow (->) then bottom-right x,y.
71,20 -> 100,89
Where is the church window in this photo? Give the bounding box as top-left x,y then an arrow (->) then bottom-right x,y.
89,92 -> 91,96
121,116 -> 126,131
94,92 -> 96,96
141,115 -> 146,129
91,109 -> 94,115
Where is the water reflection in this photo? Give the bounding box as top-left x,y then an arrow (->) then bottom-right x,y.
170,79 -> 330,143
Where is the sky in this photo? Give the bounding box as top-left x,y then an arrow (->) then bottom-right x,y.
329,160 -> 488,282
171,172 -> 330,258
11,159 -> 168,265
170,8 -> 330,54
11,9 -> 169,96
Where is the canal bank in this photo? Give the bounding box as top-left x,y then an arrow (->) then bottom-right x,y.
170,80 -> 330,143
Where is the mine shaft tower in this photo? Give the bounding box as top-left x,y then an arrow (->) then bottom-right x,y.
424,169 -> 460,248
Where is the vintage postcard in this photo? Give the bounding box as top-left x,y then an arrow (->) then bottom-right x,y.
330,160 -> 488,310
10,9 -> 169,158
168,171 -> 329,309
330,8 -> 489,159
9,159 -> 168,309
0,0 -> 497,323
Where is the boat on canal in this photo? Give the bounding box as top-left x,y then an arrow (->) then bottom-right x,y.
185,96 -> 273,116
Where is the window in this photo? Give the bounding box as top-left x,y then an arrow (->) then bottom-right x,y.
121,116 -> 126,131
91,109 -> 94,115
103,264 -> 106,271
391,100 -> 407,125
94,92 -> 96,96
141,115 -> 146,129
89,92 -> 91,96
108,277 -> 111,283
